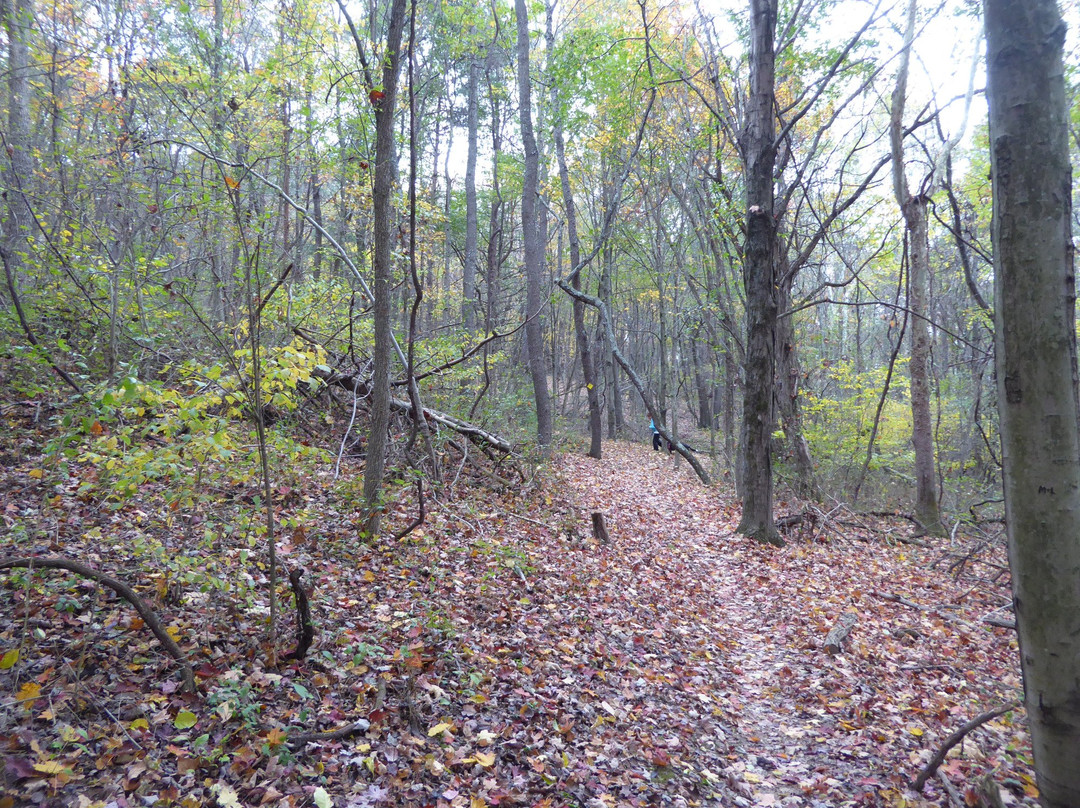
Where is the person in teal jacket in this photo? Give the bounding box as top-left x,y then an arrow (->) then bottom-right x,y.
649,419 -> 662,451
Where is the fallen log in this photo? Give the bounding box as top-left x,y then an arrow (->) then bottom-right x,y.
0,555 -> 196,693
312,366 -> 512,454
823,612 -> 858,654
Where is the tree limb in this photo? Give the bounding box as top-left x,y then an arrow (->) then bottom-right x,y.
0,556 -> 195,693
912,700 -> 1022,790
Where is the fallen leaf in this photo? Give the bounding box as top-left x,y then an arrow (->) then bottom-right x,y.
174,710 -> 197,729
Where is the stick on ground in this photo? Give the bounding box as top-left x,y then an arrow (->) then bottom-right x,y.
912,699 -> 1022,790
0,555 -> 196,693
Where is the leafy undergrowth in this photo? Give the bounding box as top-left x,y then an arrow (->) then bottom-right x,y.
1,410 -> 1032,808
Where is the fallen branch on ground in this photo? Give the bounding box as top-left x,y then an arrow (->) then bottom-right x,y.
823,612 -> 858,654
0,555 -> 195,693
313,366 -> 513,455
391,479 -> 426,542
912,699 -> 1022,790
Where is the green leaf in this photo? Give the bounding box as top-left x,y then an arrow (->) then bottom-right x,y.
174,710 -> 198,729
0,649 -> 18,669
313,787 -> 333,808
292,682 -> 312,700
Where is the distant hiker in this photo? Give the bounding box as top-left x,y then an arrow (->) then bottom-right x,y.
649,419 -> 662,451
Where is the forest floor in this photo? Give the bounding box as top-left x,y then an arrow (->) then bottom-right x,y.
1,412 -> 1034,808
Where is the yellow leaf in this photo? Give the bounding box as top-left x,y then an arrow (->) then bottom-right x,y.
173,710 -> 197,729
129,718 -> 149,731
471,798 -> 488,808
908,726 -> 924,737
475,751 -> 495,767
224,175 -> 240,190
428,721 -> 453,737
363,570 -> 376,583
0,649 -> 18,669
17,682 -> 41,704
28,469 -> 43,479
33,760 -> 65,775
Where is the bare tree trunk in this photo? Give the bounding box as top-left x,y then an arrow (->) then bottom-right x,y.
777,269 -> 818,499
360,0 -> 408,538
905,196 -> 944,534
463,57 -> 480,331
549,10 -> 601,458
2,0 -> 34,308
889,0 -> 945,536
514,0 -> 552,448
986,2 -> 1080,804
735,0 -> 782,546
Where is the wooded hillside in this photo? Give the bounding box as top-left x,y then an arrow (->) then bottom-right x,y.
2,0 -> 1078,805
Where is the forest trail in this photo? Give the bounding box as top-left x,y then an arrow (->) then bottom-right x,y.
0,427 -> 1031,808
554,440 -> 1029,807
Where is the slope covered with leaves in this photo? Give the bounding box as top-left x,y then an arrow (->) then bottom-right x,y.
1,410 -> 1031,808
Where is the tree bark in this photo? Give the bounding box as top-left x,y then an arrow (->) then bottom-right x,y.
905,196 -> 945,535
735,0 -> 782,546
553,120 -> 602,459
361,0 -> 408,538
986,1 -> 1080,804
889,0 -> 945,536
1,0 -> 34,307
463,57 -> 480,331
514,0 -> 553,449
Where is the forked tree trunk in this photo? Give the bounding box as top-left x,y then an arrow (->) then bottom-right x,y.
986,1 -> 1080,805
889,0 -> 945,537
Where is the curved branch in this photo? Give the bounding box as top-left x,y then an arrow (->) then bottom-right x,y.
0,556 -> 195,693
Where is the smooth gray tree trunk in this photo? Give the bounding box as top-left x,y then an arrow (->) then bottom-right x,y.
889,0 -> 945,536
986,1 -> 1080,804
463,57 -> 480,331
514,0 -> 552,448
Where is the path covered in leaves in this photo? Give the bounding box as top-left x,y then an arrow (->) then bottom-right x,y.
554,442 -> 1032,807
1,429 -> 1034,807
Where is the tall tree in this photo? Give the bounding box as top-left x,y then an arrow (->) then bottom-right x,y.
548,1 -> 602,459
514,0 -> 553,448
986,0 -> 1080,804
889,0 -> 945,537
339,0 -> 409,537
736,0 -> 782,545
1,0 -> 34,302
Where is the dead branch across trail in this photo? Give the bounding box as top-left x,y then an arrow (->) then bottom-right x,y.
556,279 -> 711,485
312,366 -> 512,455
0,555 -> 196,693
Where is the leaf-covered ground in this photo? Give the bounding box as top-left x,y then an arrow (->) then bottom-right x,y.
1,412 -> 1033,807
